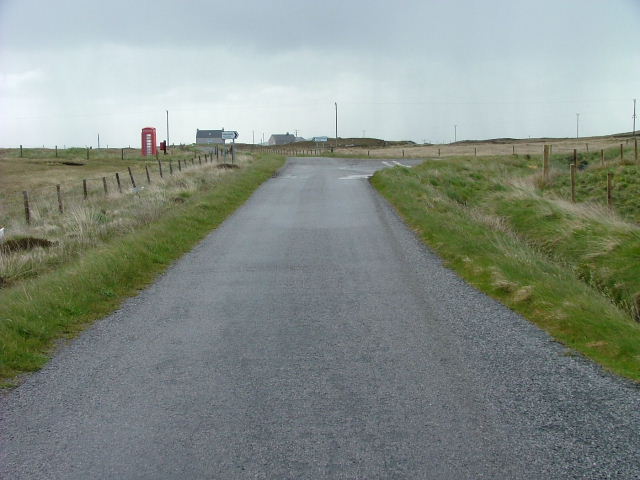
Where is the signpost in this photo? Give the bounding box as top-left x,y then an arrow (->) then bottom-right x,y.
221,131 -> 239,163
221,131 -> 239,140
313,136 -> 328,153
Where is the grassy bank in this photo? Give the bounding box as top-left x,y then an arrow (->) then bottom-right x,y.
372,155 -> 640,381
0,153 -> 284,386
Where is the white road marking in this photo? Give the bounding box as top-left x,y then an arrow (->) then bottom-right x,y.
381,161 -> 394,167
392,161 -> 411,168
339,174 -> 373,180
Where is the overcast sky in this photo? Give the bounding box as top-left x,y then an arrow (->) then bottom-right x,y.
1,0 -> 639,147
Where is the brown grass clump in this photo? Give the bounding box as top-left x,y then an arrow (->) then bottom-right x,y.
513,285 -> 534,303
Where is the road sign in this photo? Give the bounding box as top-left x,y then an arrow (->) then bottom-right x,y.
312,136 -> 328,142
221,131 -> 238,140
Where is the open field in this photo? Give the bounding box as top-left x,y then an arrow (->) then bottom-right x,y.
372,146 -> 640,381
0,151 -> 285,384
339,133 -> 638,159
244,132 -> 639,163
0,146 -> 241,287
0,146 -> 231,224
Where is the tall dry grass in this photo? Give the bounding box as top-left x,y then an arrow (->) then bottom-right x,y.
0,154 -> 250,287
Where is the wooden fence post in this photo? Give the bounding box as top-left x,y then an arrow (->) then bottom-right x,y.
438,148 -> 440,156
474,147 -> 477,157
83,179 -> 88,200
145,165 -> 151,184
543,145 -> 550,182
178,159 -> 182,172
157,159 -> 163,178
56,185 -> 64,214
573,148 -> 577,167
570,164 -> 577,203
55,145 -> 58,158
115,173 -> 122,193
128,167 -> 136,188
585,143 -> 589,152
169,160 -> 173,175
102,177 -> 108,196
512,145 -> 515,155
199,156 -> 202,166
607,172 -> 613,208
121,148 -> 124,160
86,148 -> 89,160
23,191 -> 30,225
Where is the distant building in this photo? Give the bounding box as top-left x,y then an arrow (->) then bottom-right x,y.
196,129 -> 225,144
268,133 -> 296,146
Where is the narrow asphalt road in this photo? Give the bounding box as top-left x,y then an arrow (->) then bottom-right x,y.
1,157 -> 639,479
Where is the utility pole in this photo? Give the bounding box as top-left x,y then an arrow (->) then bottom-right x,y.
454,125 -> 457,143
97,133 -> 100,149
294,129 -> 298,137
166,110 -> 170,150
335,102 -> 338,148
252,130 -> 255,145
633,99 -> 637,136
576,113 -> 580,139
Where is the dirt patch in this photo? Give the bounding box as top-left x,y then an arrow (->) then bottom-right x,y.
172,197 -> 186,204
217,163 -> 239,169
44,161 -> 86,167
0,237 -> 55,254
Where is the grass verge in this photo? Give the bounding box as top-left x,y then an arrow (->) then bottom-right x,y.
372,159 -> 640,381
0,153 -> 284,386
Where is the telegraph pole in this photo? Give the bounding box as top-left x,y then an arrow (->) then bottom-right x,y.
633,99 -> 637,136
335,102 -> 338,148
97,133 -> 100,149
252,130 -> 255,145
166,110 -> 170,150
576,113 -> 580,139
454,125 -> 457,143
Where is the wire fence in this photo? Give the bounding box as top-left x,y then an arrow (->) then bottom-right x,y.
1,146 -> 236,228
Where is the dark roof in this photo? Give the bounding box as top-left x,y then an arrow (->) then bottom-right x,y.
269,133 -> 296,144
196,129 -> 223,138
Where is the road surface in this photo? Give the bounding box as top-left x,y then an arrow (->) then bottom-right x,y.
1,157 -> 639,479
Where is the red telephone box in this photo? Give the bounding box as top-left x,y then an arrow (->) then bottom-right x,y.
141,127 -> 157,156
